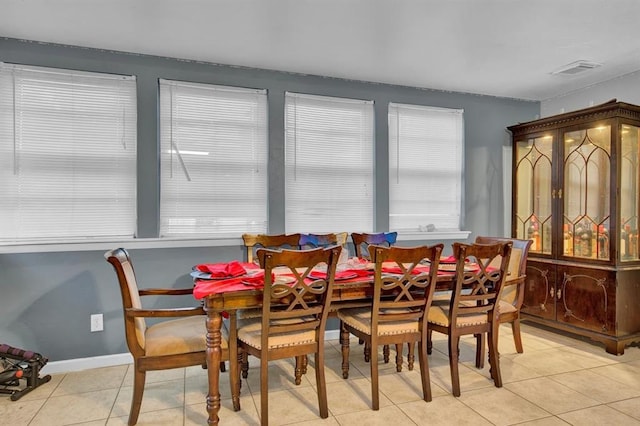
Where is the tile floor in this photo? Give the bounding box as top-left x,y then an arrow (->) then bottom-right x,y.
2,323 -> 640,425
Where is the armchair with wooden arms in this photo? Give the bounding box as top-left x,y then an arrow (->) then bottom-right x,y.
104,248 -> 238,425
475,236 -> 532,353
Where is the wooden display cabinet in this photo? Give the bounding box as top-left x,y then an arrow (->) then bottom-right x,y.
509,100 -> 640,354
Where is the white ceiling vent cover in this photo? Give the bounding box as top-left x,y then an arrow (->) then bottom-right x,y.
551,60 -> 603,75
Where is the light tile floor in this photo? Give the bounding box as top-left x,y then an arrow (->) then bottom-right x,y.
2,323 -> 640,425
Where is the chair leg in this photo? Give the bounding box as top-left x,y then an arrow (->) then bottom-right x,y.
427,329 -> 433,355
417,338 -> 432,402
129,366 -> 145,426
511,319 -> 524,353
448,335 -> 461,397
260,356 -> 269,426
395,343 -> 403,372
294,356 -> 305,385
364,341 -> 371,363
370,342 -> 380,410
241,352 -> 249,379
340,323 -> 351,379
489,325 -> 503,388
315,351 -> 329,418
383,345 -> 390,364
407,342 -> 415,371
219,361 -> 226,372
475,333 -> 485,369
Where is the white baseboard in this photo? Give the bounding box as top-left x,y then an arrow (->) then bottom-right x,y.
42,352 -> 133,375
41,331 -> 342,375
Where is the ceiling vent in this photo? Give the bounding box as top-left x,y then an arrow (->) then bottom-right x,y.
551,60 -> 603,75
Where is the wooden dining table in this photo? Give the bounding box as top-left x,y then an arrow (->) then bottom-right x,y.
196,261 -> 456,425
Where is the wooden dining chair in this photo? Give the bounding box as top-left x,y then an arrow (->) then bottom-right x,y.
242,233 -> 302,264
351,232 -> 398,260
337,244 -> 443,410
104,248 -> 239,425
427,241 -> 512,397
349,231 -> 399,363
236,246 -> 341,425
240,233 -> 303,380
475,236 -> 533,353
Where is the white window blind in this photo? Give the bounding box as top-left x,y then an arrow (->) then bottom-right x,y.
388,103 -> 464,232
0,63 -> 137,243
285,92 -> 374,233
159,80 -> 268,238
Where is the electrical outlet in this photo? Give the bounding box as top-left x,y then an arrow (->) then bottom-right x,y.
90,313 -> 104,332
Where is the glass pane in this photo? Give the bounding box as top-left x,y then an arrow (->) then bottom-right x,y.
515,135 -> 553,254
563,125 -> 611,260
620,124 -> 639,261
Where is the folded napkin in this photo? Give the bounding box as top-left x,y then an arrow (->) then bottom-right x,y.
440,255 -> 457,264
193,270 -> 267,299
196,260 -> 247,278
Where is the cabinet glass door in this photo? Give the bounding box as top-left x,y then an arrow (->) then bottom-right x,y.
620,124 -> 640,261
515,135 -> 553,255
563,125 -> 611,260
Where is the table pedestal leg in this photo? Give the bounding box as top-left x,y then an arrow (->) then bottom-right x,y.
205,310 -> 222,425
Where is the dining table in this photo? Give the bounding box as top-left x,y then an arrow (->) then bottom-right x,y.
192,257 -> 459,425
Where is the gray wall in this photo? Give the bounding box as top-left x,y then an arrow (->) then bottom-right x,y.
0,37 -> 539,362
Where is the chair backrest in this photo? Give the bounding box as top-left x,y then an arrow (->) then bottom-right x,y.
256,246 -> 341,351
370,244 -> 443,330
104,248 -> 146,355
474,236 -> 532,305
351,232 -> 398,259
448,242 -> 512,325
299,232 -> 348,248
242,233 -> 302,264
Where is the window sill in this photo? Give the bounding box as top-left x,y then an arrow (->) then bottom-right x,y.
396,230 -> 471,242
0,237 -> 243,254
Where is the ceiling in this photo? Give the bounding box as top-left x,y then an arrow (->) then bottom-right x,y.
2,0 -> 640,101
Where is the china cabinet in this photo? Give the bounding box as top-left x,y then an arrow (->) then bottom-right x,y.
509,100 -> 640,354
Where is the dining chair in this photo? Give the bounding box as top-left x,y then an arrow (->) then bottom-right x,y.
337,244 -> 443,410
427,241 -> 512,397
351,232 -> 398,260
349,231 -> 399,363
104,248 -> 239,425
242,233 -> 302,264
240,233 -> 304,380
236,245 -> 341,425
475,236 -> 533,353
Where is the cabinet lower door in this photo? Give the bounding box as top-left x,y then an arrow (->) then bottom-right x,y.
522,261 -> 556,320
555,265 -> 615,335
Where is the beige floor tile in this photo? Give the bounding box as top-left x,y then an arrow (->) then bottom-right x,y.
325,377 -> 393,414
558,404 -> 640,426
549,369 -> 640,404
516,416 -> 572,425
458,387 -> 551,426
111,379 -> 184,417
52,365 -> 127,396
510,347 -> 606,376
70,421 -> 109,426
252,385 -> 329,425
505,377 -> 600,414
0,397 -> 46,426
30,388 -> 118,426
109,406 -> 183,425
184,394 -> 259,425
335,404 -> 418,426
377,366 -> 448,404
399,394 -> 493,425
243,358 -> 313,395
590,362 -> 640,390
608,396 -> 640,420
183,365 -> 235,406
122,364 -> 185,386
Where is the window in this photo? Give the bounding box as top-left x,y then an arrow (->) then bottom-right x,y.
159,80 -> 268,238
388,103 -> 463,232
285,93 -> 374,233
0,63 -> 137,244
